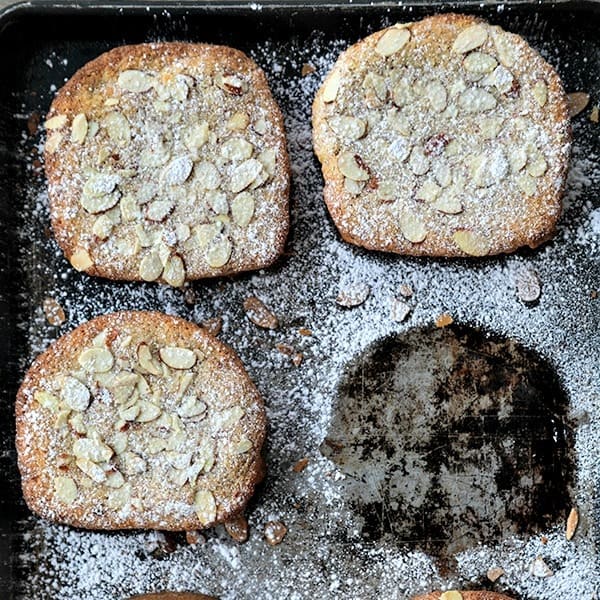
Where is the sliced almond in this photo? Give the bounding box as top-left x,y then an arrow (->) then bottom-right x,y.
566,507 -> 579,540
336,283 -> 370,308
162,254 -> 186,287
45,114 -> 67,130
82,173 -> 119,198
453,229 -> 490,256
243,296 -> 279,329
140,140 -> 171,168
54,476 -> 78,503
463,52 -> 497,74
43,297 -> 66,326
92,214 -> 114,240
234,437 -> 253,454
227,111 -> 250,131
568,92 -> 590,118
221,138 -> 254,162
45,132 -> 63,154
532,80 -> 548,107
162,156 -> 193,186
452,24 -> 488,53
206,235 -> 233,268
119,402 -> 140,421
517,172 -> 537,196
139,251 -> 164,282
193,222 -> 222,249
492,29 -> 516,66
103,111 -> 131,146
527,152 -> 548,177
257,148 -> 276,177
459,88 -> 497,113
375,27 -> 411,57
71,113 -> 88,144
75,458 -> 106,483
117,69 -> 154,93
73,436 -> 113,463
105,469 -> 125,489
363,72 -> 387,106
399,213 -> 427,243
81,190 -> 120,215
390,298 -> 411,323
338,152 -> 370,181
509,147 -> 528,173
61,376 -> 91,411
425,81 -> 447,113
328,115 -> 367,141
159,346 -> 197,370
230,158 -> 263,193
440,592 -> 463,600
34,390 -> 60,411
136,342 -> 162,376
433,193 -> 463,215
408,147 -> 430,176
194,489 -> 217,525
145,199 -> 174,223
219,74 -> 245,95
415,180 -> 441,202
184,120 -> 209,154
231,192 -> 255,227
120,451 -> 147,475
322,70 -> 341,103
135,400 -> 161,423
177,396 -> 207,419
78,347 -> 114,373
530,556 -> 553,578
487,567 -> 505,582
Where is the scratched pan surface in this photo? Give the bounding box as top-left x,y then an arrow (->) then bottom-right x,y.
0,2 -> 599,598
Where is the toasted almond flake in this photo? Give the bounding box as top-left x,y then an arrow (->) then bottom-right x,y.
568,92 -> 590,118
243,296 -> 279,329
416,180 -> 441,202
510,147 -> 528,173
117,69 -> 155,92
45,132 -> 63,154
231,192 -> 255,227
81,190 -> 121,215
440,592 -> 463,600
527,152 -> 548,177
336,283 -> 370,308
463,51 -> 497,74
34,390 -> 60,411
517,172 -> 537,196
136,342 -> 162,376
338,152 -> 370,181
162,155 -> 193,186
487,566 -> 505,582
459,87 -> 497,113
408,146 -> 430,176
433,193 -> 463,215
70,113 -> 88,144
43,297 -> 66,326
390,298 -> 411,322
70,248 -> 93,271
138,251 -> 164,282
78,347 -> 114,373
73,436 -> 113,462
61,376 -> 91,411
162,254 -> 186,287
436,313 -> 454,328
322,70 -> 341,103
493,30 -> 516,66
206,236 -> 233,268
264,520 -> 287,546
399,213 -> 427,243
45,114 -> 67,130
103,111 -> 131,146
566,507 -> 579,540
328,115 -> 367,141
75,458 -> 106,483
452,24 -> 488,53
453,229 -> 490,256
54,476 -> 78,503
514,267 -> 541,302
533,80 -> 548,107
530,556 -> 553,578
375,27 -> 411,57
105,469 -> 125,489
364,72 -> 388,106
234,437 -> 253,454
227,111 -> 250,131
135,400 -> 161,423
230,158 -> 263,193
425,80 -> 447,112
194,489 -> 217,525
219,73 -> 245,95
221,137 -> 254,162
159,346 -> 197,370
590,106 -> 599,123
225,514 -> 249,543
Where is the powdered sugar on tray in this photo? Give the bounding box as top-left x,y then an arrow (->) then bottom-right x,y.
10,8 -> 600,600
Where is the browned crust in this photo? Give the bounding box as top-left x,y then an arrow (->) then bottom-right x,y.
129,594 -> 216,600
312,13 -> 571,257
16,311 -> 266,530
413,594 -> 514,600
45,42 -> 290,281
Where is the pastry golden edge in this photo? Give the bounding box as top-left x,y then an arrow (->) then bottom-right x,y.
15,311 -> 266,530
312,13 -> 571,257
413,593 -> 514,600
44,42 -> 290,281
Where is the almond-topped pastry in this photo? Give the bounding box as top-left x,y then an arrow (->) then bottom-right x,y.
16,311 -> 265,530
44,43 -> 290,284
312,13 -> 571,257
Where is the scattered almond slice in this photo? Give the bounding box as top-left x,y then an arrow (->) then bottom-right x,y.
390,298 -> 411,322
117,69 -> 155,93
43,297 -> 66,326
70,248 -> 93,271
194,489 -> 217,525
566,507 -> 579,540
375,27 -> 411,57
338,152 -> 370,181
452,24 -> 488,53
61,377 -> 91,411
440,592 -> 463,600
45,114 -> 67,130
487,566 -> 505,582
301,63 -> 316,77
322,70 -> 341,103
70,113 -> 88,144
399,214 -> 427,244
515,266 -> 541,303
243,296 -> 279,329
453,229 -> 490,256
159,346 -> 197,370
568,92 -> 590,117
530,556 -> 553,578
336,283 -> 370,308
264,520 -> 287,546
78,347 -> 114,373
53,476 -> 78,504
590,106 -> 599,123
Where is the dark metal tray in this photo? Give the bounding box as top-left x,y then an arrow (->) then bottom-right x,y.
0,1 -> 599,598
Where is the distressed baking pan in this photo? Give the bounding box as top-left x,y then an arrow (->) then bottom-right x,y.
0,1 -> 599,598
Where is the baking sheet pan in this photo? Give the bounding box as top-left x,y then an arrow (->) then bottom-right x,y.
0,1 -> 599,598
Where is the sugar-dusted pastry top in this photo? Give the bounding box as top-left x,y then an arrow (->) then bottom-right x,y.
312,13 -> 571,257
44,42 -> 290,284
16,311 -> 266,530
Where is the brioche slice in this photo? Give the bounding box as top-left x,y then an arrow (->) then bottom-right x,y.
44,42 -> 290,284
312,13 -> 570,257
16,311 -> 265,530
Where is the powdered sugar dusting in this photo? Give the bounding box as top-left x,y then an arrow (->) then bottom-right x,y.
8,6 -> 600,600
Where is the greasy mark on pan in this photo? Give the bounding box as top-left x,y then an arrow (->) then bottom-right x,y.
322,325 -> 575,569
